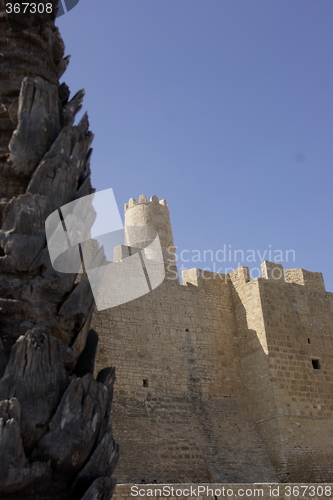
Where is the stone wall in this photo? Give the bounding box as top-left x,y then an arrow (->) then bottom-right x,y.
93,268 -> 277,483
257,272 -> 333,482
94,269 -> 239,402
230,262 -> 333,482
92,195 -> 333,484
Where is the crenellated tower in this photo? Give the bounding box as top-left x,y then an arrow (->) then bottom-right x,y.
123,195 -> 179,282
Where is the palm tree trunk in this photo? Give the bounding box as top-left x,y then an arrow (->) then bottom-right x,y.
0,2 -> 119,498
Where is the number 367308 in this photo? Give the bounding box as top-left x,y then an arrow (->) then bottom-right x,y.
5,3 -> 53,14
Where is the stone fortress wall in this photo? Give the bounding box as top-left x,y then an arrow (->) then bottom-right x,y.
92,195 -> 333,484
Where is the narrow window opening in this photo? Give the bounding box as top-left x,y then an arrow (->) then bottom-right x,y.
143,379 -> 148,387
312,359 -> 321,370
307,338 -> 311,344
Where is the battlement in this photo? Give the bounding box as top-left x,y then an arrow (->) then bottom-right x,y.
227,261 -> 326,292
182,268 -> 230,288
125,195 -> 168,211
93,195 -> 333,484
284,267 -> 326,292
180,263 -> 326,293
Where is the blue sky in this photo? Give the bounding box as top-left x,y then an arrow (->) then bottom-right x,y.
57,0 -> 333,291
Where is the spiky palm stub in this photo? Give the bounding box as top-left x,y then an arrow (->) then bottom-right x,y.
0,1 -> 119,498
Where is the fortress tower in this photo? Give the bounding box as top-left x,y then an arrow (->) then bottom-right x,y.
93,195 -> 333,484
124,195 -> 174,249
123,195 -> 178,282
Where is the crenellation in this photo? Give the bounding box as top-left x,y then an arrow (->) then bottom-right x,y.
125,194 -> 169,210
261,261 -> 285,282
229,266 -> 250,288
128,197 -> 137,207
284,268 -> 326,292
93,195 -> 333,484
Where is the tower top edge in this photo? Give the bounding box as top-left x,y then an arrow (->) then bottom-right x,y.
125,195 -> 168,211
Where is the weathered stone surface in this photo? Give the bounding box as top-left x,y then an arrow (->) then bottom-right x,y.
93,193 -> 333,484
57,275 -> 95,335
80,477 -> 116,500
32,373 -> 109,476
70,305 -> 96,359
0,1 -> 118,498
61,89 -> 85,127
72,425 -> 119,499
0,330 -> 68,452
27,116 -> 94,211
74,329 -> 99,378
0,398 -> 25,468
0,397 -> 51,495
9,77 -> 60,177
96,367 -> 116,446
0,339 -> 8,378
0,193 -> 52,273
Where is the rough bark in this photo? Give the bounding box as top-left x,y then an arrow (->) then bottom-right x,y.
0,2 -> 119,498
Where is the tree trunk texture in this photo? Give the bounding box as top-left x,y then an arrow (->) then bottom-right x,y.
0,1 -> 119,498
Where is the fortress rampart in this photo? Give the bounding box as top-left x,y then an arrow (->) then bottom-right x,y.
92,195 -> 333,484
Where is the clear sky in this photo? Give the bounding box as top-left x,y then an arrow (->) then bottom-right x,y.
57,0 -> 333,291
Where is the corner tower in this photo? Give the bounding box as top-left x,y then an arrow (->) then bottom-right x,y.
124,195 -> 178,282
